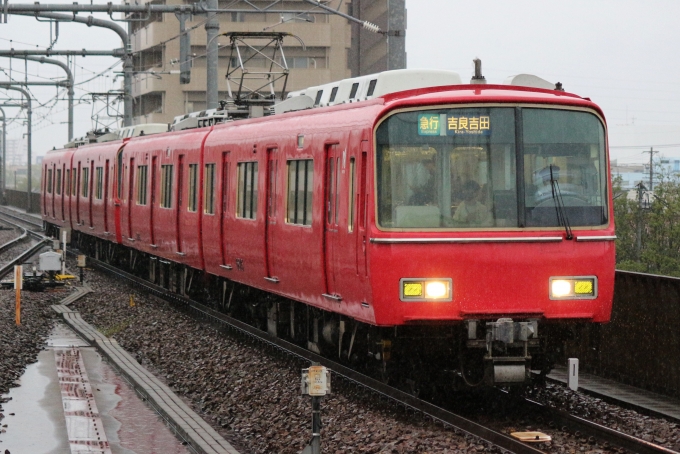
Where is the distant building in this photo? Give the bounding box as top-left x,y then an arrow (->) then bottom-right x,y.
129,0 -> 407,125
611,158 -> 680,190
5,138 -> 25,166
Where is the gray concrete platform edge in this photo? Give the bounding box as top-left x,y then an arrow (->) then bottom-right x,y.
50,290 -> 241,454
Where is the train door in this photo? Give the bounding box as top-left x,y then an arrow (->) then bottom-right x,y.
220,151 -> 231,267
357,143 -> 369,277
104,159 -> 110,233
43,164 -> 48,216
61,164 -> 66,221
76,164 -> 81,225
88,161 -> 94,227
324,144 -> 340,297
265,147 -> 278,282
177,154 -> 184,253
150,156 -> 158,246
51,163 -> 56,217
127,157 -> 135,240
114,147 -> 124,243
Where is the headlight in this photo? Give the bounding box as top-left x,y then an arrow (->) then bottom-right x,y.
400,278 -> 452,302
549,276 -> 597,300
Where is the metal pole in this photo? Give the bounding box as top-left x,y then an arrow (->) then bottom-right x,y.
1,56 -> 74,141
2,86 -> 31,211
13,11 -> 131,127
310,396 -> 321,454
0,106 -> 5,194
205,0 -> 219,110
176,12 -> 191,84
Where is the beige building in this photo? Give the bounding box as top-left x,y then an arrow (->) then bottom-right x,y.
130,0 -> 406,124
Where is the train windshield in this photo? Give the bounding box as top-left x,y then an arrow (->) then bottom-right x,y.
375,107 -> 608,230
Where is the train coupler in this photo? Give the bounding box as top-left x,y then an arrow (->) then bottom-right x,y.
484,357 -> 530,385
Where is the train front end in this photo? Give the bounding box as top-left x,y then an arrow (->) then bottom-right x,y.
368,88 -> 615,386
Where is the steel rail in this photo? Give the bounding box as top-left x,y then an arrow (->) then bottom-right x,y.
83,257 -> 543,454
0,236 -> 50,279
0,211 -> 50,278
0,221 -> 28,254
496,389 -> 679,454
0,206 -> 45,230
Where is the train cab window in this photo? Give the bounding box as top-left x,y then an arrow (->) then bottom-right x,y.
160,164 -> 173,208
237,161 -> 258,219
95,167 -> 104,199
188,164 -> 198,212
375,107 -> 607,230
81,167 -> 89,198
204,163 -> 216,214
47,169 -> 53,194
56,169 -> 62,195
286,159 -> 313,226
522,108 -> 608,227
137,165 -> 148,205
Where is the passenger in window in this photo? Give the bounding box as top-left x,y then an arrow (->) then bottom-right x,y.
409,160 -> 436,205
452,180 -> 493,226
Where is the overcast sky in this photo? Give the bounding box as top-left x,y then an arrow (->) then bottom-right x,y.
1,0 -> 679,164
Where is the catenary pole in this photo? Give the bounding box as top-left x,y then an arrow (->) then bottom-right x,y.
1,56 -> 74,141
205,0 -> 219,110
12,11 -> 132,126
0,106 -> 5,193
1,87 -> 31,211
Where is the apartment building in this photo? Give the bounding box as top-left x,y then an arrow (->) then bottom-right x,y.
130,0 -> 406,124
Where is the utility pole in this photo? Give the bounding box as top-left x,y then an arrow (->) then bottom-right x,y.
643,147 -> 658,191
636,182 -> 645,259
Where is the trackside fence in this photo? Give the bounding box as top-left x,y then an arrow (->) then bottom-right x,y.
568,270 -> 680,399
2,189 -> 41,213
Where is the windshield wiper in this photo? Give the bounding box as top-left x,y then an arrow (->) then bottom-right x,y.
549,164 -> 573,240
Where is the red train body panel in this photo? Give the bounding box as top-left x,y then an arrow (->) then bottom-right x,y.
42,82 -> 615,337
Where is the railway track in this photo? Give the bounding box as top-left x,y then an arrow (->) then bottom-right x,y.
79,253 -> 678,454
497,389 -> 679,454
0,211 -> 50,279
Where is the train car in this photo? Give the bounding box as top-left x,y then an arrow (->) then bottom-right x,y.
42,68 -> 615,390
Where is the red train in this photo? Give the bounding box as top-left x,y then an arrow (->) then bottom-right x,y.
42,69 -> 615,389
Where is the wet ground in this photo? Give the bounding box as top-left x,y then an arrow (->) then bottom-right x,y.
0,322 -> 191,454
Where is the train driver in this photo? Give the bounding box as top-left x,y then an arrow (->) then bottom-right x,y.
452,180 -> 493,226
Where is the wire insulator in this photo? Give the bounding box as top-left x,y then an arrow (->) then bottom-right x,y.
362,21 -> 380,33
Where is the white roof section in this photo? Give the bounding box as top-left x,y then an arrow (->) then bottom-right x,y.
504,74 -> 556,90
286,69 -> 463,108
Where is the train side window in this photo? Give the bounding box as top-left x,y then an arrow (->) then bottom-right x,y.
65,169 -> 70,196
204,163 -> 216,214
160,164 -> 173,208
95,167 -> 104,199
237,161 -> 258,219
72,168 -> 77,197
348,158 -> 355,231
137,165 -> 148,205
286,159 -> 313,226
116,149 -> 124,199
81,167 -> 89,198
188,164 -> 198,212
56,169 -> 62,195
47,168 -> 53,194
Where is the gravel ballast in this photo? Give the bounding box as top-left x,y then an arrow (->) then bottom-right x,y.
3,253 -> 679,453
